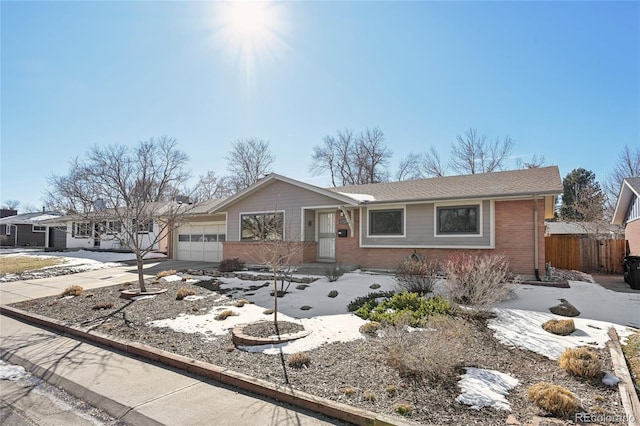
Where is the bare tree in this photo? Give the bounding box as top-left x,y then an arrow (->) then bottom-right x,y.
2,200 -> 20,210
46,137 -> 192,292
310,127 -> 392,186
192,170 -> 233,201
396,153 -> 423,181
419,146 -> 447,178
516,154 -> 547,169
450,128 -> 514,174
604,145 -> 640,207
226,138 -> 275,192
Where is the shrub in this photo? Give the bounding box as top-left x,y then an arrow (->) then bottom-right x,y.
385,385 -> 397,396
343,386 -> 355,396
176,287 -> 196,300
444,253 -> 511,310
527,382 -> 578,417
327,290 -> 338,298
383,315 -> 470,382
287,352 -> 311,368
156,269 -> 176,278
324,263 -> 345,282
395,257 -> 440,295
60,285 -> 83,297
558,347 -> 602,378
357,292 -> 452,327
347,291 -> 395,313
359,321 -> 381,336
542,319 -> 575,336
215,309 -> 236,321
363,392 -> 376,402
219,258 -> 245,273
394,403 -> 412,416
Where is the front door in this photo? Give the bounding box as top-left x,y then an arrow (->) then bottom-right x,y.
317,212 -> 336,261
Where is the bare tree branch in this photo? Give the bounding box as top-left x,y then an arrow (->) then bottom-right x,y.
450,128 -> 514,174
226,138 -> 275,192
46,137 -> 192,292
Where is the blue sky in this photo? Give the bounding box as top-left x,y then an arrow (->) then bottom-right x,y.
2,1 -> 638,211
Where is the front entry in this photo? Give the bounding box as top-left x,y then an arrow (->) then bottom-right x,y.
317,212 -> 336,261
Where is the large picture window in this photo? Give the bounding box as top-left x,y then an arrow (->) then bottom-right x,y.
72,222 -> 91,238
241,212 -> 283,241
369,209 -> 403,236
437,206 -> 479,234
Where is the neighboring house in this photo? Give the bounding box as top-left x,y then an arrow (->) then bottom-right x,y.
612,177 -> 640,255
174,166 -> 562,275
53,210 -> 169,252
0,211 -> 63,247
545,221 -> 624,239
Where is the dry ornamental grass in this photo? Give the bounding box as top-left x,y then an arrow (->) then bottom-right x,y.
528,382 -> 579,417
60,285 -> 83,297
558,347 -> 602,379
542,319 -> 576,336
175,287 -> 196,300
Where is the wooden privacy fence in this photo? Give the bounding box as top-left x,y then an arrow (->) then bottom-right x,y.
545,236 -> 627,274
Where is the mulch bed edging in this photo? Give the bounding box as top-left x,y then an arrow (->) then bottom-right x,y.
607,328 -> 640,426
0,305 -> 415,426
231,322 -> 312,346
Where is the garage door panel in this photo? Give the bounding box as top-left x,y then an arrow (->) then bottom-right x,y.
175,222 -> 224,262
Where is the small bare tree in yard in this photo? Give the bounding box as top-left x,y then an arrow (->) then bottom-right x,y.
46,137 -> 192,292
244,210 -> 306,326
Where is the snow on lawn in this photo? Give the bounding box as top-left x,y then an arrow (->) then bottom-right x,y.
216,270 -> 397,318
455,368 -> 519,411
1,249 -> 167,272
148,300 -> 367,354
0,360 -> 29,381
488,308 -> 636,360
497,281 -> 640,328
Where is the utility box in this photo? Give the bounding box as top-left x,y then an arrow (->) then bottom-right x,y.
337,229 -> 348,237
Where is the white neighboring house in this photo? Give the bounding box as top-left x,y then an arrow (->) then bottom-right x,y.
52,215 -> 166,252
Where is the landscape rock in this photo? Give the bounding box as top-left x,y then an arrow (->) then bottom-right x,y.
549,298 -> 580,317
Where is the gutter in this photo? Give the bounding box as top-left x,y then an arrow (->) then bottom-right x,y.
533,194 -> 541,281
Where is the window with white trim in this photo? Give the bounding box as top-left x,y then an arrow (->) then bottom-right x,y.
33,225 -> 46,232
369,208 -> 404,236
436,205 -> 479,235
72,222 -> 91,238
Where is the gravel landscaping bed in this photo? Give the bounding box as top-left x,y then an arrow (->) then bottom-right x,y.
10,276 -> 628,425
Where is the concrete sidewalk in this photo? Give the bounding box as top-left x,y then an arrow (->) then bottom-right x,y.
0,315 -> 342,426
0,262 -> 344,425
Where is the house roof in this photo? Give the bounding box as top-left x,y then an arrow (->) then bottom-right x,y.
329,166 -> 563,204
184,198 -> 227,216
0,211 -> 63,225
208,174 -> 360,213
545,221 -> 622,236
612,177 -> 640,225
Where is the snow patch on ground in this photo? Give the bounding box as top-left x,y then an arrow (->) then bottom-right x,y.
488,308 -> 635,360
456,368 -> 519,411
0,360 -> 29,381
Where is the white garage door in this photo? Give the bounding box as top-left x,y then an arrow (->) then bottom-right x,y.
176,222 -> 225,262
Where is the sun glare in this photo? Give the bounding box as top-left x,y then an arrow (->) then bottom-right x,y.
211,1 -> 286,93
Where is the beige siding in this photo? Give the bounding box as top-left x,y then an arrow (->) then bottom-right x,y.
226,181 -> 346,242
361,200 -> 492,247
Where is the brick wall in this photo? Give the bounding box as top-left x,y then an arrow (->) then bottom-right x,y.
223,241 -> 310,266
334,199 -> 545,275
626,219 -> 640,255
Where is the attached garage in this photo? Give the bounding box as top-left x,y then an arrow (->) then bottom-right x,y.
175,222 -> 225,262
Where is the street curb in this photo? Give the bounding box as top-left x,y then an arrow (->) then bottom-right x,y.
0,305 -> 416,426
607,328 -> 640,426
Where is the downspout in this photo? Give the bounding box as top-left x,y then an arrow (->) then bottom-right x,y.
533,194 -> 541,281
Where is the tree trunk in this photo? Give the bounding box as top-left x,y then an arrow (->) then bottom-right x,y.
137,254 -> 146,292
273,267 -> 278,326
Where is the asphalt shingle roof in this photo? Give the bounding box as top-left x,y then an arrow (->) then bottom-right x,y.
328,166 -> 563,203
